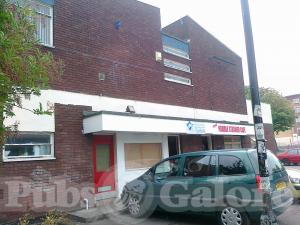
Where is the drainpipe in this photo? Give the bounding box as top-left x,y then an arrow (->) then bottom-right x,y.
83,198 -> 89,210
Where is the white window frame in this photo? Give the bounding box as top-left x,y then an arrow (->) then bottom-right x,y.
163,59 -> 191,73
163,45 -> 190,59
293,98 -> 300,104
296,107 -> 300,113
164,73 -> 192,86
3,132 -> 55,162
32,1 -> 54,47
296,117 -> 300,123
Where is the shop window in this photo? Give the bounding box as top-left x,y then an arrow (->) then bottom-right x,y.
219,155 -> 246,176
31,1 -> 53,46
162,34 -> 190,59
3,133 -> 54,162
124,143 -> 162,170
224,136 -> 241,149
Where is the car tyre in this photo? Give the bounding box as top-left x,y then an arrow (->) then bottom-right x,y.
217,206 -> 250,225
127,193 -> 155,218
282,158 -> 290,166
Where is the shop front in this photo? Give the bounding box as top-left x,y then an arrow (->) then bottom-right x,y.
83,111 -> 255,196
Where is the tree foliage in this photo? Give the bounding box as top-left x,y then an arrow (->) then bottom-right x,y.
0,0 -> 63,145
245,86 -> 295,134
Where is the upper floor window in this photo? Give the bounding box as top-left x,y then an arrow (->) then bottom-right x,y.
164,73 -> 192,86
162,34 -> 190,59
296,117 -> 300,123
164,59 -> 191,73
3,132 -> 55,162
31,1 -> 53,47
296,107 -> 300,113
292,98 -> 300,104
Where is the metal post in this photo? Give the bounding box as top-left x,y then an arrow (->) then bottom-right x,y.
240,0 -> 278,224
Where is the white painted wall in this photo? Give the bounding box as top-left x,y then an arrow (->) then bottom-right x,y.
5,90 -> 256,132
246,100 -> 273,124
115,132 -> 169,195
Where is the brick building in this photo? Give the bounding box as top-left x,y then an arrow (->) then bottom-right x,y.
0,0 -> 276,221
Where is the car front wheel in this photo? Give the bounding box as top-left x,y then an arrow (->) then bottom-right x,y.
218,207 -> 250,225
127,194 -> 155,218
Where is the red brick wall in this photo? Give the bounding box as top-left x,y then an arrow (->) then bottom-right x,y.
46,0 -> 247,115
264,124 -> 277,152
0,104 -> 93,222
163,16 -> 247,115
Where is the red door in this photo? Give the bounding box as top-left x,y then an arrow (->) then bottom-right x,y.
93,135 -> 115,194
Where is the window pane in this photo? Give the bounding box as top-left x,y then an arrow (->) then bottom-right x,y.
219,156 -> 246,175
6,133 -> 50,144
162,34 -> 189,58
163,59 -> 191,72
31,2 -> 52,46
124,143 -> 162,169
184,155 -> 216,177
164,73 -> 191,85
96,144 -> 110,172
155,158 -> 179,179
4,145 -> 51,157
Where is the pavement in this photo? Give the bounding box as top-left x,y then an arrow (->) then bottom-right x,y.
75,165 -> 300,225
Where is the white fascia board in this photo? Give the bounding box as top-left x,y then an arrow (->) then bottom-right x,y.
82,114 -> 103,134
85,113 -> 255,135
40,90 -> 251,123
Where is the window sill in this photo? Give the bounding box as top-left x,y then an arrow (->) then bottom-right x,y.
40,43 -> 55,49
3,157 -> 56,163
164,78 -> 194,87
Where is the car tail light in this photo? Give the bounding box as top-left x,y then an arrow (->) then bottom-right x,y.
256,175 -> 262,192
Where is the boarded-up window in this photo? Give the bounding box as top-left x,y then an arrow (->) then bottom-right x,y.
224,136 -> 242,149
124,143 -> 162,169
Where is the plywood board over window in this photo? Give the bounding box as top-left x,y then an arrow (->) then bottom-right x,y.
224,136 -> 242,149
124,143 -> 162,170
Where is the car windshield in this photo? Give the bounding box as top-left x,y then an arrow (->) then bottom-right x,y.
249,150 -> 284,175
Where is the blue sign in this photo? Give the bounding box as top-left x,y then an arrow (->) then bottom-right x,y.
186,121 -> 206,134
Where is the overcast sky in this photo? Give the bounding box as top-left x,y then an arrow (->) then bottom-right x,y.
139,0 -> 300,96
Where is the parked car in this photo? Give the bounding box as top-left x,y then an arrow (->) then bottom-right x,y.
277,149 -> 300,165
121,149 -> 293,225
286,168 -> 300,200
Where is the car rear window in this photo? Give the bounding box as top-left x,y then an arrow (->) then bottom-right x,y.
249,150 -> 284,174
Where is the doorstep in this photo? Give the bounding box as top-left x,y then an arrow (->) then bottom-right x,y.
67,198 -> 124,223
